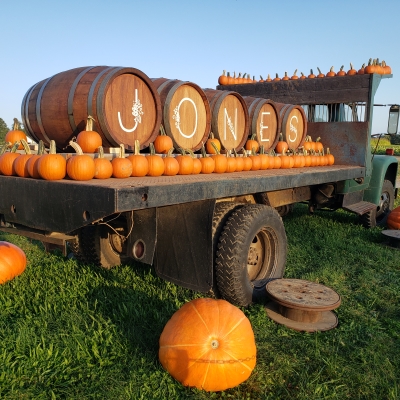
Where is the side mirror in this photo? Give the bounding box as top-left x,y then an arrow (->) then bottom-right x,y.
387,104 -> 399,134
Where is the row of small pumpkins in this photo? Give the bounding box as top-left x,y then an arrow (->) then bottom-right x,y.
0,236 -> 256,392
218,58 -> 392,84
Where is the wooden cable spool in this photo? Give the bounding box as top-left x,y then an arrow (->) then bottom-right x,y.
21,66 -> 162,151
203,88 -> 249,152
243,97 -> 280,151
151,78 -> 211,151
274,102 -> 307,150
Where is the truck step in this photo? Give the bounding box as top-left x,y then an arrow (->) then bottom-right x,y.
342,201 -> 376,216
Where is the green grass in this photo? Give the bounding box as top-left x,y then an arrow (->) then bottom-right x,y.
371,135 -> 400,155
1,202 -> 400,399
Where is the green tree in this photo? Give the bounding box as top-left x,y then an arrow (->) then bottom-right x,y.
0,118 -> 9,144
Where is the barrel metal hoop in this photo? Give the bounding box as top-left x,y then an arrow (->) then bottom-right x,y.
67,66 -> 96,133
21,83 -> 40,143
156,79 -> 174,94
87,66 -> 115,124
95,66 -> 125,145
211,90 -> 231,135
36,76 -> 54,145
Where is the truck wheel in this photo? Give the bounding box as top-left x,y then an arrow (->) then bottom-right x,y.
80,223 -> 130,269
215,204 -> 287,307
360,180 -> 395,228
210,202 -> 243,298
68,231 -> 87,263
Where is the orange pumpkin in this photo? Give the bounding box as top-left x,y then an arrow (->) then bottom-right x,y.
347,63 -> 357,76
210,143 -> 227,173
175,148 -> 194,175
37,140 -> 67,180
146,143 -> 165,177
326,66 -> 336,77
27,140 -> 45,179
241,148 -> 253,171
112,144 -> 133,178
315,137 -> 324,152
308,69 -> 316,79
266,74 -> 272,82
0,142 -> 22,176
233,148 -> 244,172
357,63 -> 366,75
218,70 -> 229,85
299,72 -> 307,80
159,298 -> 256,392
258,145 -> 270,170
67,141 -> 96,181
282,71 -> 290,81
14,139 -> 33,178
272,152 -> 282,169
337,65 -> 346,76
5,119 -> 27,150
317,67 -> 325,78
206,132 -> 221,155
291,69 -> 299,80
93,146 -> 113,179
259,75 -> 264,83
225,151 -> 237,173
365,59 -> 376,74
249,148 -> 261,171
387,206 -> 400,229
192,156 -> 202,175
199,144 -> 215,174
273,73 -> 281,82
226,72 -> 234,85
382,60 -> 392,75
245,133 -> 259,153
275,133 -> 289,155
163,148 -> 179,176
303,135 -> 313,152
76,116 -> 102,153
326,148 -> 335,166
154,124 -> 173,154
127,139 -> 149,177
0,241 -> 27,284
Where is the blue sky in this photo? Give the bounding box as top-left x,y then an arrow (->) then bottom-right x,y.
1,0 -> 399,135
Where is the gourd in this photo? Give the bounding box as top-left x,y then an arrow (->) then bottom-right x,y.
14,139 -> 33,177
291,69 -> 299,80
315,137 -> 324,152
112,144 -> 133,178
5,119 -> 27,150
163,148 -> 179,176
27,140 -> 45,179
326,66 -> 336,77
347,63 -> 357,76
326,148 -> 335,166
382,60 -> 392,75
259,75 -> 264,82
218,70 -> 229,85
225,150 -> 237,173
175,148 -> 194,175
387,206 -> 400,230
127,139 -> 149,177
233,148 -> 244,172
154,124 -> 173,154
337,65 -> 346,76
299,72 -> 307,80
67,141 -> 96,181
37,140 -> 67,180
159,298 -> 256,392
273,73 -> 281,82
275,133 -> 289,154
237,73 -> 244,84
206,132 -> 221,155
245,133 -> 259,153
258,145 -> 270,170
0,241 -> 27,284
364,58 -> 375,74
241,148 -> 253,171
93,146 -> 113,179
266,74 -> 272,82
199,144 -> 215,174
190,152 -> 202,175
76,116 -> 102,153
308,69 -> 316,79
357,63 -> 365,75
282,71 -> 290,81
146,143 -> 164,177
249,148 -> 261,171
317,67 -> 325,78
226,72 -> 233,85
210,142 -> 227,173
0,142 -> 22,176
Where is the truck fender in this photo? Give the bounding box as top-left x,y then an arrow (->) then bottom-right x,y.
363,155 -> 398,205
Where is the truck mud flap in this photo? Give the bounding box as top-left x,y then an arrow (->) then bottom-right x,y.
154,200 -> 214,293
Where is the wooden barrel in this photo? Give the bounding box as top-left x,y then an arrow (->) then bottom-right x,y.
274,102 -> 307,150
203,89 -> 249,152
243,97 -> 280,151
151,78 -> 211,151
21,66 -> 162,151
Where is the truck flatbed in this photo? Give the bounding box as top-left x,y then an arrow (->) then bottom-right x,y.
0,164 -> 364,233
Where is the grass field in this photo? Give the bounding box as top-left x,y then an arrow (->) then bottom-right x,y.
1,197 -> 399,399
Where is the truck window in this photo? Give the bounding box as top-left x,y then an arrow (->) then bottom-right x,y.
302,103 -> 367,123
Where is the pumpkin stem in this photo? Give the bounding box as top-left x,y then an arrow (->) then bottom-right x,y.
251,147 -> 257,156
49,140 -> 57,155
267,74 -> 271,79
20,139 -> 31,155
310,69 -> 314,75
250,132 -> 257,140
160,124 -> 167,136
134,139 -> 141,155
340,65 -> 344,71
12,118 -> 20,131
211,339 -> 219,349
10,141 -> 19,153
361,63 -> 365,68
97,146 -> 105,158
300,72 -> 305,77
69,140 -> 84,155
0,144 -> 8,155
317,67 -> 322,74
37,140 -> 45,155
166,147 -> 175,157
186,148 -> 196,158
210,142 -> 220,155
149,143 -> 156,156
293,69 -> 297,76
201,142 -> 208,158
259,145 -> 265,155
233,148 -> 238,157
275,73 -> 279,78
350,62 -> 354,70
222,69 -> 226,76
241,147 -> 248,157
260,75 -> 263,80
85,115 -> 96,131
316,137 -> 321,142
327,148 -> 331,155
118,143 -> 126,158
330,66 -> 334,72
209,132 -> 215,140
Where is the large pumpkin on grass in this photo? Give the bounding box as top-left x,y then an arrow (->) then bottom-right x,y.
0,241 -> 27,284
387,206 -> 400,229
159,298 -> 256,392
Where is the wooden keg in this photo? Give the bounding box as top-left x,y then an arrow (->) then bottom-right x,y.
243,97 -> 280,151
21,66 -> 162,151
151,78 -> 211,151
203,89 -> 249,152
274,102 -> 307,150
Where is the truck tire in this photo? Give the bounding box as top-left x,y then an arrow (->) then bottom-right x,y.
215,204 -> 287,307
210,202 -> 243,298
68,232 -> 87,263
360,180 -> 395,228
80,223 -> 130,269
